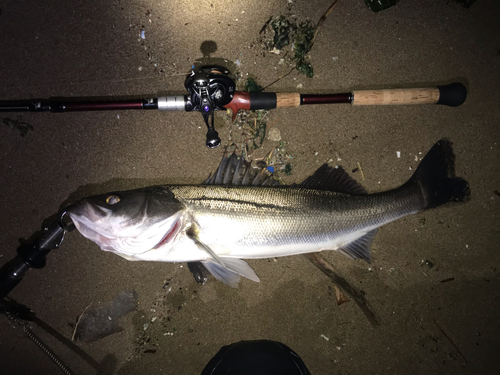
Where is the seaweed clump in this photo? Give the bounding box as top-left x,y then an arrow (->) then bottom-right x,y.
263,16 -> 315,78
244,77 -> 263,93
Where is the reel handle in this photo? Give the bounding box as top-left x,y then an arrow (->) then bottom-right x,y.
206,127 -> 221,149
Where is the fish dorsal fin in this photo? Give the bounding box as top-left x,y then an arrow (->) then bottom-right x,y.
337,229 -> 377,262
203,150 -> 280,187
203,151 -> 363,193
298,164 -> 367,195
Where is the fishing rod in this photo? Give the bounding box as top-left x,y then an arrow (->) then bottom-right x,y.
0,65 -> 467,148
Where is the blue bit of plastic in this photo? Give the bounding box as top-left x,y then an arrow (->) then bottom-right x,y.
267,166 -> 275,173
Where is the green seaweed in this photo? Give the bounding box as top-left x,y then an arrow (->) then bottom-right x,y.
252,122 -> 267,150
269,16 -> 315,78
271,16 -> 295,50
293,21 -> 315,78
244,78 -> 263,93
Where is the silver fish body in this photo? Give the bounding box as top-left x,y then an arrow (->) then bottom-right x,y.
68,139 -> 470,286
165,184 -> 422,260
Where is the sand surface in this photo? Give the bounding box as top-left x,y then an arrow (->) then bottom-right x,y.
0,0 -> 499,373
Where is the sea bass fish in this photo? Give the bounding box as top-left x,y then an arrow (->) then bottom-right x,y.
67,139 -> 469,287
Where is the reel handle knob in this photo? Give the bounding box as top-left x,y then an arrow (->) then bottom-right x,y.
206,127 -> 221,148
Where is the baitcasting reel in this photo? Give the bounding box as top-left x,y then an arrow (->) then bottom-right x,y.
184,66 -> 236,148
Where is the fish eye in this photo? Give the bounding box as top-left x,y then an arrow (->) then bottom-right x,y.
106,195 -> 121,205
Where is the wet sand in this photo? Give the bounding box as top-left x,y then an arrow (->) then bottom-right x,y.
0,1 -> 499,373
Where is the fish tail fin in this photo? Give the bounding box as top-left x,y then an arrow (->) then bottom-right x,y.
409,139 -> 470,210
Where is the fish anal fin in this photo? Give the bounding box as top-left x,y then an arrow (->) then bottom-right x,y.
337,229 -> 377,263
300,164 -> 367,195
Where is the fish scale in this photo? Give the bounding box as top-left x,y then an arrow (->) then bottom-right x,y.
168,184 -> 423,260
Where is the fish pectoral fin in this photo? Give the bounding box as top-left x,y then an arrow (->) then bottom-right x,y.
222,258 -> 260,283
202,258 -> 260,288
186,224 -> 226,268
185,224 -> 260,287
337,229 -> 377,263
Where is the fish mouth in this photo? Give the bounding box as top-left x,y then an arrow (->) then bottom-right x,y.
67,200 -> 110,223
66,201 -> 117,248
68,200 -> 183,255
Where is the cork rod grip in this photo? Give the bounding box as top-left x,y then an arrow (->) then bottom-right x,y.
352,83 -> 466,107
352,88 -> 440,105
276,93 -> 301,107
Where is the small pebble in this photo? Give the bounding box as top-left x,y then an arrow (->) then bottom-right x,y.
267,127 -> 281,142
